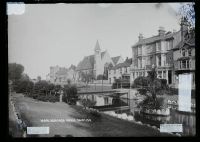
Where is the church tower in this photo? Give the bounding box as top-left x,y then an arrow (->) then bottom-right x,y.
94,40 -> 102,78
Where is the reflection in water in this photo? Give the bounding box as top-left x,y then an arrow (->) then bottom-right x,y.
79,94 -> 195,136
118,99 -> 196,136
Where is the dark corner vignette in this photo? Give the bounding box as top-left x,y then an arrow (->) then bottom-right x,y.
6,1 -> 197,140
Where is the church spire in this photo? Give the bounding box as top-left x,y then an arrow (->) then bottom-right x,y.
94,40 -> 101,52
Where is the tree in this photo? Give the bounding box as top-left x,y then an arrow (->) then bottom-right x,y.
14,79 -> 33,95
67,79 -> 71,85
21,73 -> 30,81
97,74 -> 104,80
37,76 -> 41,82
144,67 -> 168,107
8,63 -> 24,83
133,76 -> 149,88
179,3 -> 195,28
80,71 -> 95,83
54,84 -> 62,95
79,98 -> 96,109
63,84 -> 78,104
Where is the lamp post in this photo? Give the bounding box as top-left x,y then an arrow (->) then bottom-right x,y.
102,76 -> 103,92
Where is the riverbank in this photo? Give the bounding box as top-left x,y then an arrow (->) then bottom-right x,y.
10,93 -> 174,137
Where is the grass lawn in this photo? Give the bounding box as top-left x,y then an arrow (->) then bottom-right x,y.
10,93 -> 174,137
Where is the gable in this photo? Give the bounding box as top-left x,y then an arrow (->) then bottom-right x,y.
76,55 -> 94,71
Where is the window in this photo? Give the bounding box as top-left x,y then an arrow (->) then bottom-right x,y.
189,60 -> 192,68
188,49 -> 192,56
138,57 -> 142,68
180,60 -> 189,69
163,71 -> 166,79
125,67 -> 127,73
133,72 -> 135,78
156,42 -> 161,51
114,70 -> 116,74
138,46 -> 142,55
150,56 -> 153,65
158,71 -> 162,78
166,40 -> 173,50
120,68 -> 122,73
104,97 -> 109,105
182,60 -> 186,68
182,49 -> 186,57
158,55 -> 161,66
139,72 -> 142,76
169,40 -> 173,50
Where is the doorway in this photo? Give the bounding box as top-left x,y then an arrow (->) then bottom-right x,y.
168,70 -> 172,84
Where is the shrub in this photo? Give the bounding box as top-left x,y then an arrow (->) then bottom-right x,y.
37,95 -> 47,102
79,99 -> 96,109
90,110 -> 101,117
133,76 -> 149,88
63,85 -> 78,104
97,75 -> 104,80
137,88 -> 147,96
48,95 -> 59,103
138,96 -> 165,110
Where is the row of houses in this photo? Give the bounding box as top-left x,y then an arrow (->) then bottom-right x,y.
46,18 -> 195,89
130,18 -> 195,89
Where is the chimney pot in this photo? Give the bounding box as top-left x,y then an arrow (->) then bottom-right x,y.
138,33 -> 143,41
158,26 -> 165,36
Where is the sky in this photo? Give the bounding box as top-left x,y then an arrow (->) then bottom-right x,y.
8,3 -> 185,79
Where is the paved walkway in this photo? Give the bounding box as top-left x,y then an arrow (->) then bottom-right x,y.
11,93 -> 173,137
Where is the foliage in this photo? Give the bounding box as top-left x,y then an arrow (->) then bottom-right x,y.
63,84 -> 78,105
13,78 -> 60,102
132,76 -> 149,88
37,95 -> 59,103
37,76 -> 41,82
133,67 -> 169,109
179,3 -> 195,28
9,63 -> 24,83
80,71 -> 95,83
97,74 -> 103,80
138,96 -> 165,110
137,88 -> 148,96
79,98 -> 96,109
14,79 -> 33,95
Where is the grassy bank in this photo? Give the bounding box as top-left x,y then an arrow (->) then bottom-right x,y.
11,93 -> 173,137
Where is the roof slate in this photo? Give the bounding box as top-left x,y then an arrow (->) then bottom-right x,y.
111,58 -> 132,70
132,31 -> 180,47
76,55 -> 95,71
111,56 -> 121,65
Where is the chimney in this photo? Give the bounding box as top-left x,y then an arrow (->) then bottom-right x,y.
180,17 -> 189,41
138,33 -> 143,41
158,26 -> 166,36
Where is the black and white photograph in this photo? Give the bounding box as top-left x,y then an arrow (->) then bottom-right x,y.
7,2 -> 195,137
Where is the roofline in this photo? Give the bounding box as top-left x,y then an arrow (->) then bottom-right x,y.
131,30 -> 181,48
